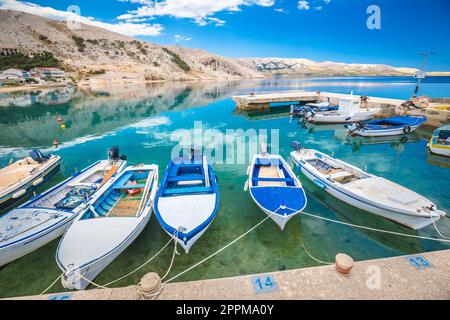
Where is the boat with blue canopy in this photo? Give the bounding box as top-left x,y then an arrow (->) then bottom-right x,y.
154,147 -> 219,253
56,164 -> 158,290
347,115 -> 427,137
246,144 -> 307,230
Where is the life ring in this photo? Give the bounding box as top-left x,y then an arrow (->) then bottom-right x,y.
403,126 -> 411,134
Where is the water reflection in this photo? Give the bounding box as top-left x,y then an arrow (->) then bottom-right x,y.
0,81 -> 245,149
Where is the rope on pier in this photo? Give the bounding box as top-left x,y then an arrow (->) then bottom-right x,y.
164,213 -> 273,284
40,273 -> 63,295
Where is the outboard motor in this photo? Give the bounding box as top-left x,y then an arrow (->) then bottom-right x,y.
188,145 -> 202,162
291,141 -> 302,152
29,149 -> 49,164
108,146 -> 120,162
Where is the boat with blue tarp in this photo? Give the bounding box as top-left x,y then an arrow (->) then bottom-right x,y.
348,115 -> 427,137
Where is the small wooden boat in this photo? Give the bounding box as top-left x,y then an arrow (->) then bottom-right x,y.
290,143 -> 446,230
0,149 -> 61,211
56,164 -> 158,290
428,125 -> 450,157
347,116 -> 427,137
305,97 -> 378,124
246,144 -> 307,230
0,149 -> 127,267
154,148 -> 219,253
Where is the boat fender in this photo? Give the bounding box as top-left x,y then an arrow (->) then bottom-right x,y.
32,177 -> 44,186
335,253 -> 354,276
403,125 -> 411,134
244,180 -> 249,192
12,189 -> 27,199
313,179 -> 326,189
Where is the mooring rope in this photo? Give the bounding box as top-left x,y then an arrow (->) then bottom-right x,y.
298,233 -> 334,265
301,211 -> 450,243
164,213 -> 273,284
40,273 -> 63,295
428,212 -> 450,240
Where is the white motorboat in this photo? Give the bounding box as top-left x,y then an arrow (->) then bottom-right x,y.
289,143 -> 446,230
305,96 -> 378,124
0,148 -> 127,267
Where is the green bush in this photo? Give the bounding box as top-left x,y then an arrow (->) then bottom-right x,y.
72,35 -> 86,52
0,51 -> 60,71
162,47 -> 190,72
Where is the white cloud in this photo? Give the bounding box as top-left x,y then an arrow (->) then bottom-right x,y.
0,0 -> 163,36
274,8 -> 288,14
298,1 -> 310,10
174,34 -> 192,42
315,6 -> 323,11
118,0 -> 276,26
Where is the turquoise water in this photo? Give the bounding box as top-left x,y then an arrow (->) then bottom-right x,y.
0,76 -> 449,298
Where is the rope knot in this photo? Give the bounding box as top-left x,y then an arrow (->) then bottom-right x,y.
136,272 -> 162,300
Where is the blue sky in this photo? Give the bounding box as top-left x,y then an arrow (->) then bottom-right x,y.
1,0 -> 449,70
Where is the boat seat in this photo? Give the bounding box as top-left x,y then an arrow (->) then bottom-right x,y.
167,174 -> 204,182
113,184 -> 146,190
329,171 -> 353,179
252,177 -> 294,183
255,158 -> 281,166
163,186 -> 211,196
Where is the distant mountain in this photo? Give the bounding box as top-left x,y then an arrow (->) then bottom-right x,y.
238,58 -> 420,76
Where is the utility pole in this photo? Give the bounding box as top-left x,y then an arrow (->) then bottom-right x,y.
413,51 -> 434,98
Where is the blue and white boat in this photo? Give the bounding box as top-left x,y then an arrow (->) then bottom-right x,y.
0,148 -> 127,267
290,143 -> 446,230
56,164 -> 158,290
246,144 -> 307,230
154,148 -> 219,253
348,115 -> 427,137
0,149 -> 61,212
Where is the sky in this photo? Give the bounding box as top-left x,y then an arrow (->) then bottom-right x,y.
0,0 -> 449,70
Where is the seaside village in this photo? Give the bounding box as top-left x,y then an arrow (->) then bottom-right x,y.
0,46 -> 68,87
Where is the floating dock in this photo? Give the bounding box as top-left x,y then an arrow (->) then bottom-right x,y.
10,249 -> 450,300
232,91 -> 450,127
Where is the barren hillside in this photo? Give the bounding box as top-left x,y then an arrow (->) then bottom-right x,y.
0,10 -> 261,81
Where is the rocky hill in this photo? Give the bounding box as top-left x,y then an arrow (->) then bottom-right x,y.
0,9 -> 437,82
0,10 -> 261,82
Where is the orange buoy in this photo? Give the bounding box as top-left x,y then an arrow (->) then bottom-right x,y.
57,115 -> 63,123
53,139 -> 59,148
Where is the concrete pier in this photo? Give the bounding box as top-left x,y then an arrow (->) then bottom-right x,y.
232,91 -> 450,127
11,249 -> 450,300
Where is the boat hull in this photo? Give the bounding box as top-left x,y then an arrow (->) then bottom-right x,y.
0,212 -> 75,267
309,111 -> 377,124
59,211 -> 152,290
291,154 -> 444,230
250,196 -> 300,230
350,124 -> 422,137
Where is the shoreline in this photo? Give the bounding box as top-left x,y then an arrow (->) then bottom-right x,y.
1,74 -> 450,95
